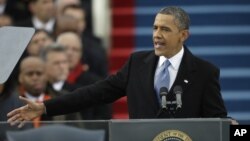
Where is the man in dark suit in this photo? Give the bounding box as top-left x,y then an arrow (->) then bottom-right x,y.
62,4 -> 108,78
7,6 -> 230,127
15,0 -> 56,34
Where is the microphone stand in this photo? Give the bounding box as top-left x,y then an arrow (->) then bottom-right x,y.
156,103 -> 175,118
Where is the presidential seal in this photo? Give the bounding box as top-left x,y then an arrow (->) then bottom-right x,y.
153,130 -> 192,141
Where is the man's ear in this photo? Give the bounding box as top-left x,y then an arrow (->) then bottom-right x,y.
180,30 -> 189,42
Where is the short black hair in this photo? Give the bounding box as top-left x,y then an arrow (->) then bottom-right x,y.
62,4 -> 84,14
158,6 -> 190,30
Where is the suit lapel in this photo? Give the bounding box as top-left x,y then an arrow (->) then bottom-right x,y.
135,47 -> 196,112
170,47 -> 196,94
137,51 -> 160,109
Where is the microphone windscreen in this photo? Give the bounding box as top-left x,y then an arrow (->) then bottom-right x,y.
174,85 -> 182,94
160,87 -> 168,96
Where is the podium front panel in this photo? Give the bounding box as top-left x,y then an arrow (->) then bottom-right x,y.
109,118 -> 230,141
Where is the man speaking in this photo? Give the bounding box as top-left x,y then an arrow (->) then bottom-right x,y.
7,6 -> 229,127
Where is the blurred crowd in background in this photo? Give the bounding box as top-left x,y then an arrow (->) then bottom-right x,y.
0,0 -> 112,126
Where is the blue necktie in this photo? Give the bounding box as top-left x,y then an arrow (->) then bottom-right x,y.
155,60 -> 171,100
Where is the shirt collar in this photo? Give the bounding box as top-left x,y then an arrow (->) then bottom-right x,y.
158,46 -> 184,70
52,80 -> 65,91
32,16 -> 55,33
24,92 -> 45,102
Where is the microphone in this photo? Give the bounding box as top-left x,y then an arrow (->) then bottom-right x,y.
159,87 -> 168,109
174,85 -> 183,110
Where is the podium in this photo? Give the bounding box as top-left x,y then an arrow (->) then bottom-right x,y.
1,119 -> 230,141
109,118 -> 230,141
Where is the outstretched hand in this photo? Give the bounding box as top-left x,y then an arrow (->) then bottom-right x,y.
230,119 -> 239,125
7,96 -> 45,128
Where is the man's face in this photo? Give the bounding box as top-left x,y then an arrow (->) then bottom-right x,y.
57,34 -> 82,70
45,51 -> 69,83
27,31 -> 52,56
0,15 -> 12,27
19,59 -> 46,96
63,8 -> 86,33
30,0 -> 55,21
153,14 -> 189,58
56,0 -> 80,15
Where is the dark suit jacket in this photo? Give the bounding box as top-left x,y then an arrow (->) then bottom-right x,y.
14,18 -> 33,27
68,69 -> 112,120
81,35 -> 108,78
15,18 -> 56,36
45,47 -> 227,119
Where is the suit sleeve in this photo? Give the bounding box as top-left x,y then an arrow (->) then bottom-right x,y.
201,67 -> 228,117
44,56 -> 132,116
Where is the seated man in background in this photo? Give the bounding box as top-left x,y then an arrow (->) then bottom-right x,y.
42,43 -> 72,97
62,4 -> 108,78
57,32 -> 112,119
16,0 -> 56,34
18,56 -> 52,127
42,43 -> 81,121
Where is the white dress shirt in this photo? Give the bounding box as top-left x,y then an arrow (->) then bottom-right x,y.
32,17 -> 55,33
154,47 -> 184,90
24,93 -> 45,102
52,81 -> 65,91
